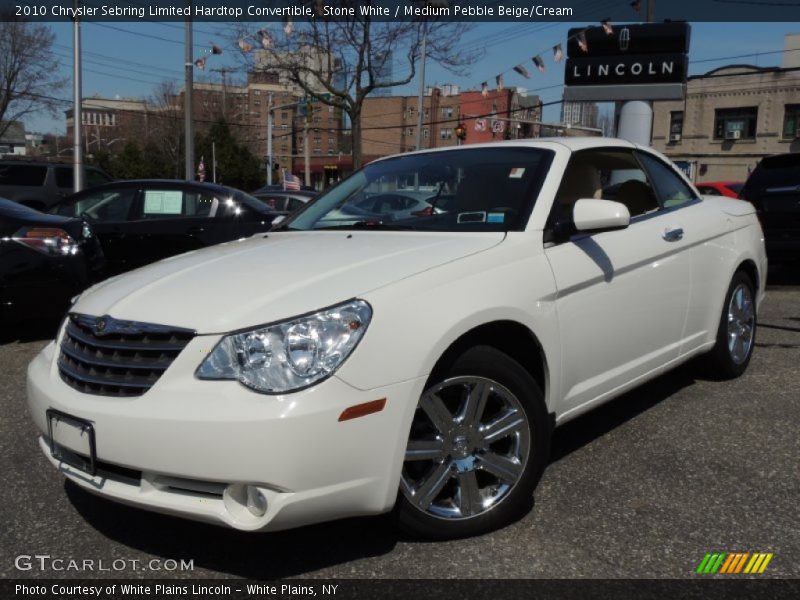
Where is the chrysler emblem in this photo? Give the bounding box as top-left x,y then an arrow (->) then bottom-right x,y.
619,28 -> 630,52
94,318 -> 107,334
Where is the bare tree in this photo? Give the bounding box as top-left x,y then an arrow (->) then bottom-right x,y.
235,4 -> 477,168
147,81 -> 185,179
0,17 -> 66,140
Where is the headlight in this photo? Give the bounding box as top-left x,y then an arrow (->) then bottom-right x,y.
196,299 -> 372,394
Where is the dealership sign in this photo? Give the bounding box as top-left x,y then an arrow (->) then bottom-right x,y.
563,23 -> 691,102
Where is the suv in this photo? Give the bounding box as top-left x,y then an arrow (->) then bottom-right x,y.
0,160 -> 112,211
740,152 -> 800,262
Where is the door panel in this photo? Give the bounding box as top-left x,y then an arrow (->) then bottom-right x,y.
546,216 -> 691,415
544,147 -> 692,416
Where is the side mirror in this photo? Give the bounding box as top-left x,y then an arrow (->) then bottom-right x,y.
573,198 -> 630,232
271,215 -> 286,226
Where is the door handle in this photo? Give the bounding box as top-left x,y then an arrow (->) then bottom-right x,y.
663,227 -> 684,242
186,226 -> 205,234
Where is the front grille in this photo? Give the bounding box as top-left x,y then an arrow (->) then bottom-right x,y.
58,313 -> 195,397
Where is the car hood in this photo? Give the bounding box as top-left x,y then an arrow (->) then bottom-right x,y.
75,231 -> 505,333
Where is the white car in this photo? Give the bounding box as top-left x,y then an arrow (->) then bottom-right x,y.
27,138 -> 766,539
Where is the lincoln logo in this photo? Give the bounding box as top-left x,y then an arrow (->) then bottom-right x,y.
571,60 -> 676,79
619,27 -> 630,52
94,318 -> 107,334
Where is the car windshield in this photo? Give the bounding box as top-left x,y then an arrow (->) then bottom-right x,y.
283,147 -> 553,232
232,189 -> 274,213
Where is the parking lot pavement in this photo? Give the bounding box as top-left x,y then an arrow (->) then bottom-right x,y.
1,272 -> 798,580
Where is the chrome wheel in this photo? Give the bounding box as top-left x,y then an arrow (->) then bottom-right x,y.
401,376 -> 531,520
727,283 -> 755,365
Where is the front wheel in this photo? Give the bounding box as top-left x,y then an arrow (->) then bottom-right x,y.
396,346 -> 550,539
704,271 -> 757,379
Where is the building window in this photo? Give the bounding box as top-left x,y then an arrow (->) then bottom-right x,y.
407,127 -> 414,137
254,90 -> 261,96
441,107 -> 454,118
782,104 -> 800,138
423,128 -> 429,138
328,106 -> 334,113
440,128 -> 453,140
281,112 -> 288,120
714,107 -> 757,140
669,111 -> 683,138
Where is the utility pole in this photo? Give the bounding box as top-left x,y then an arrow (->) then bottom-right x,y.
304,103 -> 311,187
212,142 -> 216,183
647,0 -> 656,23
266,93 -> 273,186
211,67 -> 236,115
72,0 -> 84,193
184,0 -> 194,180
415,28 -> 428,151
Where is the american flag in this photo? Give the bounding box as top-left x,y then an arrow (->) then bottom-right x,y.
283,170 -> 301,191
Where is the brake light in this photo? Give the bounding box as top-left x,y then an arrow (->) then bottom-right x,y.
412,206 -> 434,217
12,227 -> 80,256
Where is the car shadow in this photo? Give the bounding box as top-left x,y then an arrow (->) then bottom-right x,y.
549,363 -> 697,463
64,480 -> 399,579
0,316 -> 61,345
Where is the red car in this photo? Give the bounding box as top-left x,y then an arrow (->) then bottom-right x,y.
696,181 -> 744,198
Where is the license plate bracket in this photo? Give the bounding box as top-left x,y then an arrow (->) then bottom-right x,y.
47,409 -> 97,476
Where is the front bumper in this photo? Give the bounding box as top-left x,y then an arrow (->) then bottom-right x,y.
27,337 -> 425,531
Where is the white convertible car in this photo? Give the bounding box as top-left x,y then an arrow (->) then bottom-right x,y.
27,138 -> 766,539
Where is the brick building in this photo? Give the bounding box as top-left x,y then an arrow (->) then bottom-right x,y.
361,85 -> 461,158
459,89 -> 515,145
651,34 -> 800,182
65,97 -> 150,154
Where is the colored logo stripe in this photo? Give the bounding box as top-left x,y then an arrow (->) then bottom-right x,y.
697,552 -> 773,574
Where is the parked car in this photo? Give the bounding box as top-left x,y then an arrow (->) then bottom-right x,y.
695,181 -> 744,198
0,160 -> 113,211
27,139 -> 766,540
51,180 -> 280,276
740,152 -> 800,262
353,192 -> 439,220
252,190 -> 316,215
0,199 -> 103,323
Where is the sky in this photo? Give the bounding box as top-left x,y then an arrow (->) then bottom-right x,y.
27,21 -> 800,135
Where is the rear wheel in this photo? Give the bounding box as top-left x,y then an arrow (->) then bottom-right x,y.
704,271 -> 757,379
397,346 -> 549,539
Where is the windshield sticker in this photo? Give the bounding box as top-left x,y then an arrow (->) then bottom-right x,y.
509,167 -> 526,179
487,212 -> 505,224
457,211 -> 486,224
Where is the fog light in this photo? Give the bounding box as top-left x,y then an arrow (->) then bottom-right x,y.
246,485 -> 268,517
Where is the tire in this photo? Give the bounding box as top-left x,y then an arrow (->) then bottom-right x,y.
704,271 -> 757,379
396,345 -> 550,539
